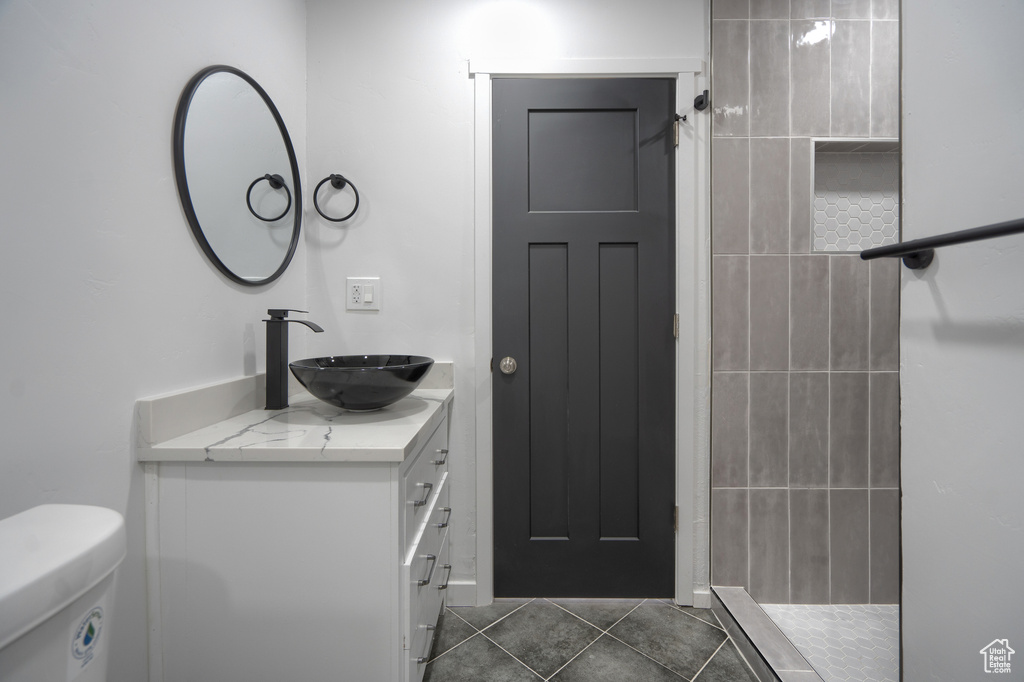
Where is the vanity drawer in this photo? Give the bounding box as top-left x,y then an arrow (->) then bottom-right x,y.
400,417 -> 448,553
412,477 -> 450,564
404,530 -> 449,682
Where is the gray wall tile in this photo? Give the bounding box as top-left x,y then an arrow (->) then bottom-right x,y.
749,489 -> 790,602
830,489 -> 870,603
872,0 -> 899,21
790,488 -> 829,603
870,372 -> 900,488
830,372 -> 870,487
751,0 -> 790,19
750,372 -> 789,486
712,138 -> 750,254
870,489 -> 900,603
751,21 -> 791,136
709,11 -> 901,608
750,138 -> 790,253
712,489 -> 749,588
713,0 -> 749,20
791,20 -> 832,137
830,255 -> 870,370
871,20 -> 900,139
870,257 -> 900,369
713,256 -> 750,370
712,20 -> 750,137
791,255 -> 829,370
831,21 -> 872,137
713,372 -> 750,487
790,138 -> 813,253
791,0 -> 830,19
790,372 -> 829,487
751,256 -> 790,370
833,0 -> 871,19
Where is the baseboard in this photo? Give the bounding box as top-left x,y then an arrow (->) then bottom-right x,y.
692,589 -> 712,609
445,580 -> 478,607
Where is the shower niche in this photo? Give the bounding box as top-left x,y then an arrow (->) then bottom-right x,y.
810,139 -> 900,252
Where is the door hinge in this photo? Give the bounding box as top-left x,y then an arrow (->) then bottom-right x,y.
673,113 -> 685,147
490,357 -> 493,373
674,506 -> 679,532
673,313 -> 679,339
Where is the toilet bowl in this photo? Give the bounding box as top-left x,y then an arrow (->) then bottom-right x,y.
0,505 -> 126,682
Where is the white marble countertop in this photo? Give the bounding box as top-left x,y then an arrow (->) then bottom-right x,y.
137,389 -> 452,463
135,362 -> 454,464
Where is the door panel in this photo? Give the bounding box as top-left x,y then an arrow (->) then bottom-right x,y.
527,109 -> 638,211
493,78 -> 676,597
599,243 -> 640,540
528,243 -> 570,539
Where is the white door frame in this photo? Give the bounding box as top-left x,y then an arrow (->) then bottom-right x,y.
466,58 -> 711,607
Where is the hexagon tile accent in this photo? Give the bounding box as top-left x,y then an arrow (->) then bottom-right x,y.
814,152 -> 899,252
760,604 -> 900,682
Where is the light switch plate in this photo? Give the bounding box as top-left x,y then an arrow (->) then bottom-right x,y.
346,277 -> 381,311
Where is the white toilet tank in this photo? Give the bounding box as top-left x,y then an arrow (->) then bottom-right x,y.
0,505 -> 126,682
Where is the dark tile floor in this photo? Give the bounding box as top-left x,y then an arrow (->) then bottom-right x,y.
423,598 -> 761,681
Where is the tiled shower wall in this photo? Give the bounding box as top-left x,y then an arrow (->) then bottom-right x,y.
709,0 -> 900,605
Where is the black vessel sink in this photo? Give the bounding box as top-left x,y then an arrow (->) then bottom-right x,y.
289,355 -> 434,411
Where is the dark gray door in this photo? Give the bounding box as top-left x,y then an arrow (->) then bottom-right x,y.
492,78 -> 676,597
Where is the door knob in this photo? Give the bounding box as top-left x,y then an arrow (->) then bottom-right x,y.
499,356 -> 518,375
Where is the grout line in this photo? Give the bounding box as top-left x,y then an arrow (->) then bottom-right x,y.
690,637 -> 730,681
427,601 -> 537,664
425,631 -> 478,665
444,606 -> 479,632
867,268 -> 874,604
425,607 -> 488,664
868,17 -> 874,138
602,630 -> 694,680
826,252 -> 833,605
712,486 -> 896,491
476,598 -> 535,633
542,598 -> 634,634
545,634 -> 603,680
716,368 -> 900,374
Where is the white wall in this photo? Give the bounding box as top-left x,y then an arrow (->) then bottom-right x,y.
304,0 -> 706,599
901,1 -> 1024,678
0,1 -> 307,680
0,1 -> 707,676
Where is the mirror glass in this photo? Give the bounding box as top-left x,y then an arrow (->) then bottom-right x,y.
173,66 -> 301,285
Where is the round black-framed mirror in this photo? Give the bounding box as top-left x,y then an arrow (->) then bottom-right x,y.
173,65 -> 301,286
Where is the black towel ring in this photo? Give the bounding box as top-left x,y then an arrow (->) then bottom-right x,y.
246,174 -> 292,222
313,174 -> 360,222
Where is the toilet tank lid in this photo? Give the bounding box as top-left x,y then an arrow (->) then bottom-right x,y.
0,504 -> 126,651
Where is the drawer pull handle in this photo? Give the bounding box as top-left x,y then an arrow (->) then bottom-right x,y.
438,564 -> 453,591
415,623 -> 437,664
432,448 -> 449,466
417,554 -> 438,586
435,507 -> 452,529
413,482 -> 433,507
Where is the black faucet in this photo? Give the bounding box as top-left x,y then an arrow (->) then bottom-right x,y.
264,309 -> 324,410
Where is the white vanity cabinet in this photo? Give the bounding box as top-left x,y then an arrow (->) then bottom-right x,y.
137,375 -> 453,682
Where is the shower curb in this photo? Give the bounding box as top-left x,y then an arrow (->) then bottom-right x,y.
711,586 -> 824,682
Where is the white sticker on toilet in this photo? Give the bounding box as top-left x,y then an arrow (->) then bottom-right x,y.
68,596 -> 107,680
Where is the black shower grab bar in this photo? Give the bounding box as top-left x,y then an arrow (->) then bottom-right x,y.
860,217 -> 1024,269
